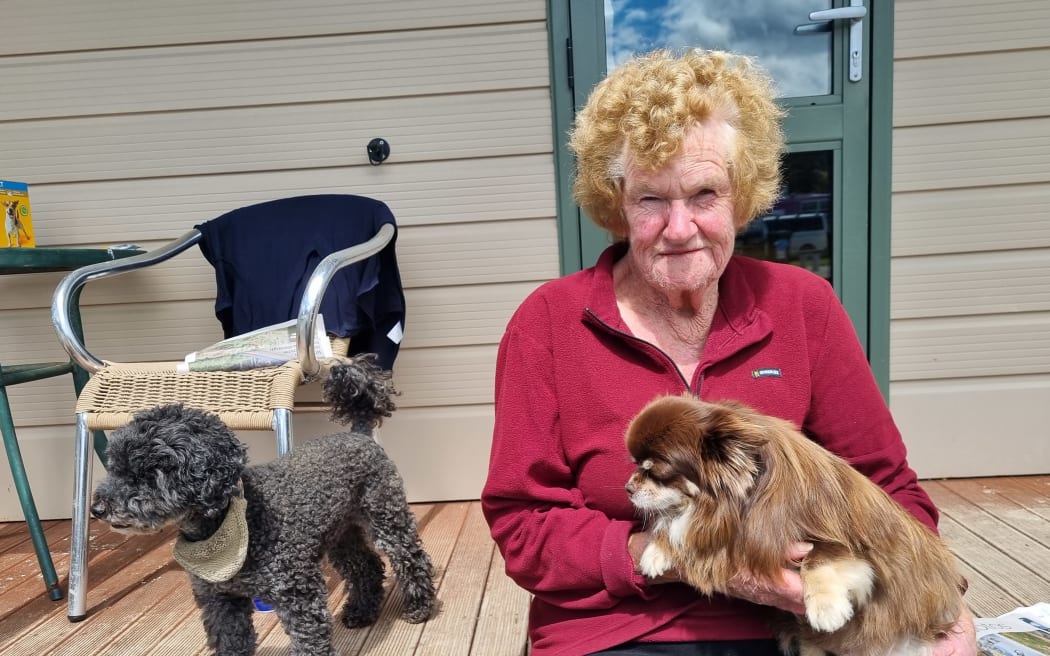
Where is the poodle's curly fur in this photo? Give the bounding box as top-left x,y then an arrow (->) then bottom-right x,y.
90,354 -> 438,656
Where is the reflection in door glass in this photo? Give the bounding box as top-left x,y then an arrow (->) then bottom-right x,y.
604,0 -> 833,98
735,151 -> 833,282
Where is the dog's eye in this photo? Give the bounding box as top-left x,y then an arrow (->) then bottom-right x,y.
638,461 -> 674,483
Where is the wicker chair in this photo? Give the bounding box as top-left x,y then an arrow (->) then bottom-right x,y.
49,194 -> 403,621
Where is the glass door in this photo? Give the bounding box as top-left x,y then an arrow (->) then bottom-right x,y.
550,0 -> 886,362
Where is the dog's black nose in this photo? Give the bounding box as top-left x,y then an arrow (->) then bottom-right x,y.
90,499 -> 108,520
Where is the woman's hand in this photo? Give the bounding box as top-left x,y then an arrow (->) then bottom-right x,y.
932,605 -> 977,656
724,542 -> 812,615
628,531 -> 683,584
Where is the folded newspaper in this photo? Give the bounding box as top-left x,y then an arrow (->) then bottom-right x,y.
177,317 -> 333,372
977,603 -> 1050,656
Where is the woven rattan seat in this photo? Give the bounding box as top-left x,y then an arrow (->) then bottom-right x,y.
75,337 -> 349,432
77,362 -> 301,431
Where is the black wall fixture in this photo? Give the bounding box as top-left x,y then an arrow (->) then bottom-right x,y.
367,138 -> 390,165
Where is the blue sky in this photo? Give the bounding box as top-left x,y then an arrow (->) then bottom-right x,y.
604,0 -> 834,98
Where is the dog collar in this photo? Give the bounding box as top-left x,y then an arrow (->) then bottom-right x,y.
172,488 -> 249,583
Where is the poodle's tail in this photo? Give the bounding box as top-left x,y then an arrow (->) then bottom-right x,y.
322,353 -> 398,430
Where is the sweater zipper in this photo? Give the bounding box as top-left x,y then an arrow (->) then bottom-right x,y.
584,308 -> 701,396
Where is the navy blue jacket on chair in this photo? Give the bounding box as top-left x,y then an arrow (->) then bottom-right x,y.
195,194 -> 405,370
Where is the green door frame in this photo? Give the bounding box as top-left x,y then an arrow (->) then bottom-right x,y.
545,0 -> 894,395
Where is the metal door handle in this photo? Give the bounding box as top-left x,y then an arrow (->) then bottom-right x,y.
809,6 -> 866,22
797,1 -> 866,82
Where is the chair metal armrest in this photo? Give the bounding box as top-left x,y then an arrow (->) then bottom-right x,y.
296,222 -> 395,378
51,230 -> 204,373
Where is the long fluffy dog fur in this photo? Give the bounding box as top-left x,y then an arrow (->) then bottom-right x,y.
90,354 -> 437,656
624,395 -> 962,656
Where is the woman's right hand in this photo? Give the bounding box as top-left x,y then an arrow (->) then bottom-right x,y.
724,542 -> 812,615
628,531 -> 683,584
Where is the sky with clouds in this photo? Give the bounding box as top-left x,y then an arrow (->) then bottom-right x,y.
604,0 -> 834,98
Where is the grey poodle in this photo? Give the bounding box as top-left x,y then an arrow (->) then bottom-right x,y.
89,354 -> 438,656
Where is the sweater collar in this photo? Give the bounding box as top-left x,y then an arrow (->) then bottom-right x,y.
583,243 -> 772,364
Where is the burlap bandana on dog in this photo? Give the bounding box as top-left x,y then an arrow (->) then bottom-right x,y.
172,490 -> 249,583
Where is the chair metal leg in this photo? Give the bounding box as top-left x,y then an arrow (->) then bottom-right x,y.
0,384 -> 63,601
70,364 -> 109,466
273,408 -> 293,456
67,412 -> 93,622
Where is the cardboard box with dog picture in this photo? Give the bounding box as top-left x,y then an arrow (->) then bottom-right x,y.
1,180 -> 35,248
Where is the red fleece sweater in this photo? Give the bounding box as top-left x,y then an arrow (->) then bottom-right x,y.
481,244 -> 938,656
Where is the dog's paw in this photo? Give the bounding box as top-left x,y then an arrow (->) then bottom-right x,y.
341,597 -> 381,629
801,558 -> 874,633
638,543 -> 672,578
341,610 -> 378,629
402,597 -> 438,624
804,589 -> 855,633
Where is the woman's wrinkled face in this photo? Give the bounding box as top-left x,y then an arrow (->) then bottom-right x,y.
620,121 -> 738,293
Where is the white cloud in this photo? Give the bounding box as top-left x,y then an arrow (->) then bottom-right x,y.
605,0 -> 834,97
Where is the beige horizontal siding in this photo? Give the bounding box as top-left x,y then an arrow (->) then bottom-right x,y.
381,405 -> 496,502
405,282 -> 545,348
0,210 -> 558,316
398,219 -> 560,288
893,118 -> 1050,193
895,49 -> 1050,126
890,311 -> 1050,381
1,24 -> 549,121
4,1 -> 544,55
392,344 -> 497,408
895,0 -> 1050,59
0,220 -> 556,426
5,403 -> 497,513
8,89 -> 553,184
25,155 -> 556,246
890,374 -> 1050,479
0,1 -> 556,511
892,183 -> 1050,256
891,249 -> 1050,319
1,339 -> 500,427
1,308 -> 504,425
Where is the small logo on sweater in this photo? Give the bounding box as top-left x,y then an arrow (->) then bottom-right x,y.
751,368 -> 782,379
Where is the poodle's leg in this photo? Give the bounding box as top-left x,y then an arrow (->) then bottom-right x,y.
362,485 -> 437,623
328,523 -> 387,628
191,584 -> 256,656
272,566 -> 336,656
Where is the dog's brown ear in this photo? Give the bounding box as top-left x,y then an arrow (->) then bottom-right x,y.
625,394 -> 703,460
686,400 -> 769,492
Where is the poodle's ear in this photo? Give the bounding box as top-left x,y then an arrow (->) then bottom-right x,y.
193,426 -> 248,514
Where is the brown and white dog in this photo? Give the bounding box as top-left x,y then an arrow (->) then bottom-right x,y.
3,199 -> 29,247
624,395 -> 962,656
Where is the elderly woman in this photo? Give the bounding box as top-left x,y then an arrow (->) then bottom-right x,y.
481,49 -> 975,656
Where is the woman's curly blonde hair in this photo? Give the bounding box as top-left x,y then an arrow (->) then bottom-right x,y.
568,49 -> 785,237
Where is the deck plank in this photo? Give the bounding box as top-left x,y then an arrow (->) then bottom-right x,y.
470,547 -> 530,656
339,501 -> 469,656
926,478 -> 1050,617
413,502 -> 494,656
0,479 -> 1047,655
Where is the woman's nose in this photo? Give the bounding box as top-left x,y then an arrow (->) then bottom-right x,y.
664,201 -> 695,240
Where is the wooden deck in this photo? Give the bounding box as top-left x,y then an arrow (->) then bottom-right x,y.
1,476 -> 1049,655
